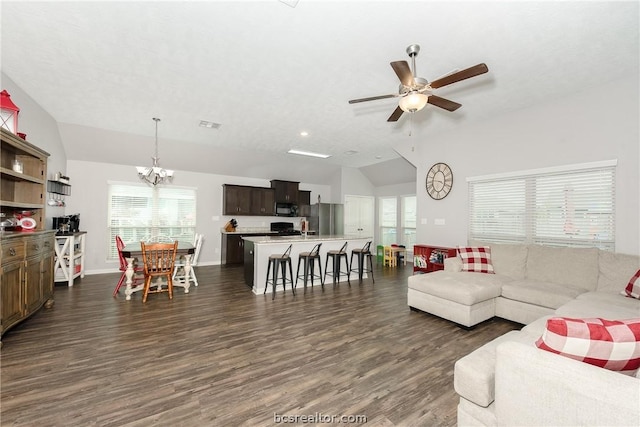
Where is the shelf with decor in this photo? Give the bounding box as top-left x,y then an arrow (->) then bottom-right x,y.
413,244 -> 458,273
1,128 -> 48,230
47,180 -> 71,196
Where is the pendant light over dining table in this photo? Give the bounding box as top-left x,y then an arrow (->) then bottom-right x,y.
136,117 -> 174,186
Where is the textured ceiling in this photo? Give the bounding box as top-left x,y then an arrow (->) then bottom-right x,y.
1,1 -> 638,183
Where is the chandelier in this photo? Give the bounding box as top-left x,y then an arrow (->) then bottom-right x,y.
136,118 -> 174,186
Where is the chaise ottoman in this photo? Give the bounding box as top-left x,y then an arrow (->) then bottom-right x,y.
407,270 -> 511,327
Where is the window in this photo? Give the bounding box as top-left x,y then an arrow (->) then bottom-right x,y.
379,196 -> 397,246
401,195 -> 417,248
378,195 -> 417,248
468,160 -> 616,250
107,183 -> 197,259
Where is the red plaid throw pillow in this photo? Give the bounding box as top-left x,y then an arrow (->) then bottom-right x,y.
457,246 -> 495,274
535,317 -> 640,372
621,269 -> 640,299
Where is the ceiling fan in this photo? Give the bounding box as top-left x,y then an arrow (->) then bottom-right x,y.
348,44 -> 489,122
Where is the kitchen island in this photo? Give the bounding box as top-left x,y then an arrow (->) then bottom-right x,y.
242,235 -> 372,295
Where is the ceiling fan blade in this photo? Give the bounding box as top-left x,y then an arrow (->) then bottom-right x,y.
427,95 -> 462,112
429,63 -> 489,89
348,94 -> 398,104
387,106 -> 404,122
390,61 -> 415,87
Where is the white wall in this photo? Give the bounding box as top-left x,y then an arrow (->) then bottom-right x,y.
339,167 -> 375,200
1,72 -> 68,229
65,160 -> 331,273
396,76 -> 640,255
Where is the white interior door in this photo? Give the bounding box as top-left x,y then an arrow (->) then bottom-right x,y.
344,195 -> 375,240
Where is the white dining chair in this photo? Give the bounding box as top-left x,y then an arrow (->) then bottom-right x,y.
173,233 -> 203,287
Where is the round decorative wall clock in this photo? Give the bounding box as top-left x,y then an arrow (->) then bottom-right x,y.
426,162 -> 453,200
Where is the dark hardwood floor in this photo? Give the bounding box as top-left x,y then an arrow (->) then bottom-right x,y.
1,262 -> 519,426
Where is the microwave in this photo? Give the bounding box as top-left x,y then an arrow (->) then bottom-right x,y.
275,203 -> 297,216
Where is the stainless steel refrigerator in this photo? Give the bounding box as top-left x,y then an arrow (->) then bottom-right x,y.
308,203 -> 344,235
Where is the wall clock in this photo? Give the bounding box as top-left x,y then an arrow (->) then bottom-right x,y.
426,162 -> 453,200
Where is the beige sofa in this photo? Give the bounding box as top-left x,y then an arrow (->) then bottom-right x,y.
407,243 -> 640,426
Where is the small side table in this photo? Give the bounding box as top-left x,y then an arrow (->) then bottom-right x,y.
54,232 -> 87,286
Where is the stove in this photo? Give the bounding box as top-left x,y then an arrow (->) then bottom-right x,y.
270,222 -> 302,236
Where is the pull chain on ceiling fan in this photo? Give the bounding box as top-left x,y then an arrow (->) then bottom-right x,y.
348,44 -> 489,122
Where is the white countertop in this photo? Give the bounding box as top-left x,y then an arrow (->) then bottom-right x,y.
220,228 -> 277,235
242,234 -> 371,244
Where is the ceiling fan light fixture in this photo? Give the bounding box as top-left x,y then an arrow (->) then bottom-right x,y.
399,92 -> 429,113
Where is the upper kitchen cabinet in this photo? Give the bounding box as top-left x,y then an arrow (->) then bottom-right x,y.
0,129 -> 48,230
222,184 -> 252,215
298,190 -> 311,217
270,180 -> 299,204
250,187 -> 275,216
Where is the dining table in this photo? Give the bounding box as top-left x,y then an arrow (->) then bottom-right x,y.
121,241 -> 196,301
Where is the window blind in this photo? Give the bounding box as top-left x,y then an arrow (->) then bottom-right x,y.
107,183 -> 197,259
468,161 -> 616,250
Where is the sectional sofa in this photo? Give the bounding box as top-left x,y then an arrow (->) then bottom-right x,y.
407,242 -> 640,426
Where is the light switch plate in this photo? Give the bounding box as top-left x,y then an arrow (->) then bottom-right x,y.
434,218 -> 446,225
421,218 -> 427,225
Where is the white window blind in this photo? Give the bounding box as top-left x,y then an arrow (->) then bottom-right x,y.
107,183 -> 197,259
468,161 -> 616,250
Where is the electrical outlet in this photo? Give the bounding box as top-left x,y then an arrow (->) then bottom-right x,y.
212,215 -> 220,221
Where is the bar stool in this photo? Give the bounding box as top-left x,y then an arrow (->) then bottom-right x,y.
296,243 -> 323,289
264,244 -> 294,300
323,241 -> 350,285
350,241 -> 374,283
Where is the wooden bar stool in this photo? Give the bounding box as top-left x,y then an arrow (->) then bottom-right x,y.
296,243 -> 323,289
264,244 -> 294,300
349,241 -> 374,283
323,241 -> 350,285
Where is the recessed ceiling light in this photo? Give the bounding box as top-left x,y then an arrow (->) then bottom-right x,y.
287,149 -> 331,159
199,120 -> 221,129
344,150 -> 358,155
375,155 -> 383,159
300,131 -> 309,137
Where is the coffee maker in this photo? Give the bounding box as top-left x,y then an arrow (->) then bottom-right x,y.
53,214 -> 80,234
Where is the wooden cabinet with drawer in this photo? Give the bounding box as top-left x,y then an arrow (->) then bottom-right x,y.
1,231 -> 55,342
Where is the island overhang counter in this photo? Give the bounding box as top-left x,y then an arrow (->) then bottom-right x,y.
242,235 -> 372,295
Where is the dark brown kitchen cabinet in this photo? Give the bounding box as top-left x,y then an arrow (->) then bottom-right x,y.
298,190 -> 311,217
251,187 -> 275,216
223,185 -> 252,215
222,233 -> 245,264
270,180 -> 299,204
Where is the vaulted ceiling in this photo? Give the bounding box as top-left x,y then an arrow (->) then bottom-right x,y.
1,1 -> 638,185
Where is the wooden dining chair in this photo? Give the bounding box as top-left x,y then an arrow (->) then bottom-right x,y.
140,240 -> 178,303
113,235 -> 144,297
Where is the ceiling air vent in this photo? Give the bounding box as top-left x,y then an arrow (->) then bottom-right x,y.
199,120 -> 221,129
